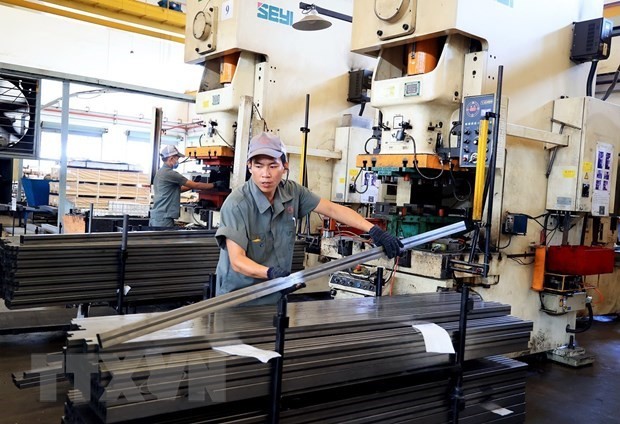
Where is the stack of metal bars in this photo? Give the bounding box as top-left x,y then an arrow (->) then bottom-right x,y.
0,231 -> 306,309
62,293 -> 532,423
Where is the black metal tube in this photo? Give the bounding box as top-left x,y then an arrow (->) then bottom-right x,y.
269,294 -> 289,423
302,93 -> 310,188
150,107 -> 163,186
297,94 -> 310,235
116,215 -> 129,314
451,284 -> 470,423
88,203 -> 94,234
299,2 -> 352,22
586,61 -> 598,97
375,266 -> 384,297
206,273 -> 217,299
483,65 -> 504,277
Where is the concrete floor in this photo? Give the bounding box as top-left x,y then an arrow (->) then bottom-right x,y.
0,317 -> 618,423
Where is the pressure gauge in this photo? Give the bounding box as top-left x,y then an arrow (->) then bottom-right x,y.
193,11 -> 212,41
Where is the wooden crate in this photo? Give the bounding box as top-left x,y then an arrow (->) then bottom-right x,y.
49,182 -> 150,198
51,167 -> 150,185
49,166 -> 151,210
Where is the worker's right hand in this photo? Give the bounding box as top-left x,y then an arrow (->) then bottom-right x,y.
267,266 -> 290,280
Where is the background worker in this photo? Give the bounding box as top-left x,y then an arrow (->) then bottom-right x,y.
215,132 -> 402,304
149,145 -> 226,227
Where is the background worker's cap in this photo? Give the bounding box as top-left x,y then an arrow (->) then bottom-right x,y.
247,132 -> 287,162
160,145 -> 185,159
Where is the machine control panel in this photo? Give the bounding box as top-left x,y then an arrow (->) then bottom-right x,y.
459,94 -> 495,167
329,271 -> 376,297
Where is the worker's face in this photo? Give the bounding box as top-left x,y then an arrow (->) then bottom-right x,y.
166,155 -> 180,168
248,155 -> 287,197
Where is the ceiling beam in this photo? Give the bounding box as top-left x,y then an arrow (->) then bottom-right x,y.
0,0 -> 185,43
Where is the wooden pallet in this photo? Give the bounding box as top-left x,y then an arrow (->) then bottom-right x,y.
49,182 -> 151,198
50,166 -> 151,210
49,195 -> 150,209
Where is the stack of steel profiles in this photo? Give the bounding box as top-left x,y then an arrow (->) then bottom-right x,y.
0,231 -> 306,309
62,356 -> 526,424
62,293 -> 531,423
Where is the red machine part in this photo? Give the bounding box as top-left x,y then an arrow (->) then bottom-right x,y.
546,245 -> 615,276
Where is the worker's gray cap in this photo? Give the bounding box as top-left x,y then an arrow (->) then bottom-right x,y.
160,145 -> 185,159
247,132 -> 287,162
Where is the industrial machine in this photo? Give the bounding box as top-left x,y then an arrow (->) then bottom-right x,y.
338,0 -> 618,357
183,0 -> 620,357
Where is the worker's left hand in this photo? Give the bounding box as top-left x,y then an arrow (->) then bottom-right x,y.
213,180 -> 228,191
369,225 -> 403,259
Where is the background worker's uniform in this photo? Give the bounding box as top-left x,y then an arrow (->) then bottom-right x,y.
149,164 -> 188,227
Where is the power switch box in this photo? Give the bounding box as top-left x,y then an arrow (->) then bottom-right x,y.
502,213 -> 528,235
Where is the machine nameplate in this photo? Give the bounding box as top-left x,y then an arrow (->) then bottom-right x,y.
404,81 -> 420,97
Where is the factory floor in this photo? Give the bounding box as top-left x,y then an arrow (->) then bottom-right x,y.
0,314 -> 617,423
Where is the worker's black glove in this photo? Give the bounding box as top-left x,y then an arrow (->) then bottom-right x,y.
213,180 -> 228,191
267,266 -> 290,280
369,225 -> 403,259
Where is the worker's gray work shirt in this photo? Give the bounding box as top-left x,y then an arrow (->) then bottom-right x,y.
215,179 -> 320,304
150,165 -> 188,221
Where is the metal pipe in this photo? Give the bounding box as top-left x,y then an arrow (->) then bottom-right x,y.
298,94 -> 310,235
375,266 -> 384,297
57,81 -> 70,230
88,203 -> 94,233
116,215 -> 129,314
150,107 -> 163,186
299,2 -> 352,22
269,294 -> 289,423
97,221 -> 468,348
451,285 -> 470,423
483,65 -> 504,277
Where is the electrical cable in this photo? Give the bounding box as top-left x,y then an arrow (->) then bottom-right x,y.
496,235 -> 512,250
602,62 -> 620,101
388,256 -> 399,296
363,136 -> 377,154
352,166 -> 370,194
586,60 -> 598,97
252,102 -> 269,131
448,163 -> 471,202
214,128 -> 235,150
406,135 -> 445,180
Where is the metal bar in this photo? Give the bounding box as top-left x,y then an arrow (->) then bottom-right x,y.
299,2 -> 353,23
375,266 -> 384,297
150,107 -> 163,185
451,285 -> 470,423
96,222 -> 468,348
269,295 -> 288,423
88,203 -> 94,233
483,65 -> 504,277
116,215 -> 129,314
57,81 -> 69,229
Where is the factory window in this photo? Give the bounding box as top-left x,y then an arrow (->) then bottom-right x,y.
39,132 -> 103,162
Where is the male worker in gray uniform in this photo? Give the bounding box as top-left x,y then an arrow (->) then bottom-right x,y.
215,132 -> 402,304
149,145 -> 224,227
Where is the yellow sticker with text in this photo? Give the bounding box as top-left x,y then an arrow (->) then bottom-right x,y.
563,169 -> 576,178
583,162 -> 593,172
